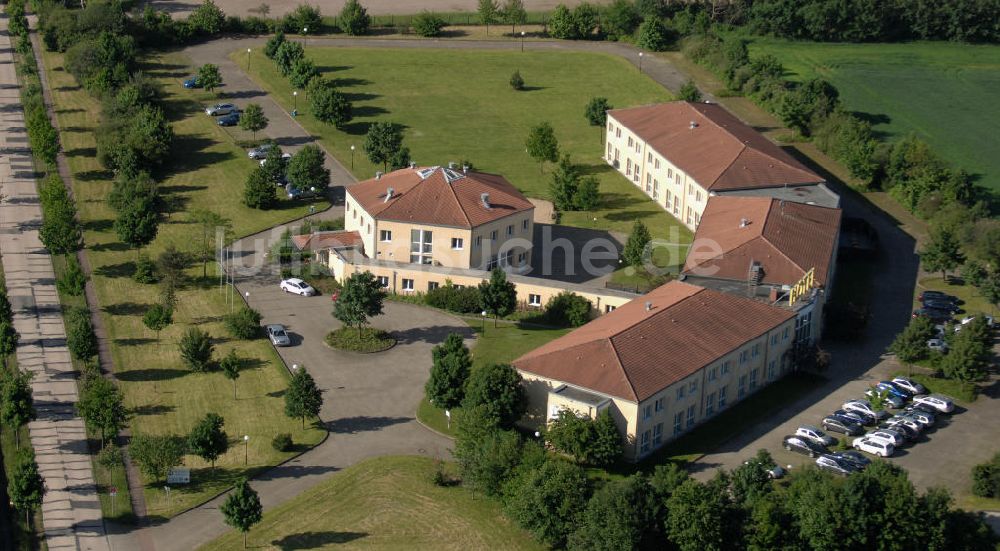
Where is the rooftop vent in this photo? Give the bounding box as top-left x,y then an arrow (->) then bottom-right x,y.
384,187 -> 394,202
739,217 -> 750,228
375,171 -> 382,180
645,301 -> 653,312
462,165 -> 469,174
689,121 -> 698,129
481,192 -> 491,209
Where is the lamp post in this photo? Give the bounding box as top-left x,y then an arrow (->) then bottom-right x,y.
302,26 -> 308,48
246,48 -> 251,71
520,31 -> 525,52
638,52 -> 644,73
481,310 -> 487,333
350,145 -> 356,170
293,90 -> 298,111
243,435 -> 250,465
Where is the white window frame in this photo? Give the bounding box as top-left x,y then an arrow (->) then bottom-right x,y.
376,276 -> 389,288
401,278 -> 414,291
379,230 -> 392,242
451,237 -> 464,250
528,294 -> 542,307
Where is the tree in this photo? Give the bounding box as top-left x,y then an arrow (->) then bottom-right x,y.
142,303 -> 172,341
333,271 -> 385,336
921,226 -> 965,280
114,194 -> 158,251
339,0 -> 370,36
188,0 -> 225,35
7,450 -> 44,527
478,0 -> 499,35
179,327 -> 213,372
544,291 -> 592,327
188,412 -> 229,469
38,189 -> 82,256
509,69 -> 524,91
462,363 -> 525,429
453,406 -> 524,496
238,103 -> 268,141
244,167 -> 277,209
584,96 -> 612,132
575,176 -> 599,210
221,479 -> 263,549
309,79 -> 352,128
502,458 -> 590,547
500,0 -> 527,35
224,307 -> 262,340
130,433 -> 185,483
264,31 -> 285,59
622,219 -> 651,267
478,268 -> 517,326
679,79 -> 702,102
889,316 -> 933,374
568,475 -> 652,551
940,326 -> 991,382
363,121 -> 405,172
590,409 -> 623,466
288,4 -> 323,33
546,409 -> 595,462
188,209 -> 230,278
197,63 -> 222,93
413,11 -> 446,37
66,307 -> 98,362
603,0 -> 641,39
425,333 -> 471,410
636,17 -> 672,51
287,145 -> 330,193
288,57 -> 319,89
157,246 -> 190,299
0,321 -> 19,369
284,367 -> 323,428
109,170 -> 158,213
260,145 -> 288,185
77,376 -> 127,448
525,122 -> 559,171
0,369 -> 34,447
56,254 -> 88,296
550,154 -> 580,211
220,350 -> 241,399
665,478 -> 731,551
548,5 -> 577,39
273,40 -> 304,76
962,260 -> 987,289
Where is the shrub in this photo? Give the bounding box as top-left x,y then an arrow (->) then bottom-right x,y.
413,11 -> 446,37
66,307 -> 98,362
425,282 -> 482,313
178,327 -> 213,372
462,363 -> 526,429
324,327 -> 395,353
224,307 -> 262,339
546,409 -> 621,466
339,0 -> 370,36
57,255 -> 88,296
972,456 -> 1000,498
271,433 -> 293,452
133,253 -> 158,284
509,70 -> 524,91
244,167 -> 277,209
636,17 -> 673,51
288,4 -> 323,34
542,292 -> 592,327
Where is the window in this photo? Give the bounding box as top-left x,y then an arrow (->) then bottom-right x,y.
655,158 -> 660,169
490,230 -> 498,241
771,334 -> 779,346
626,158 -> 632,175
352,210 -> 356,220
653,423 -> 663,446
522,219 -> 529,231
673,196 -> 679,215
673,412 -> 683,435
695,212 -> 701,227
367,223 -> 371,234
409,229 -> 433,264
517,252 -> 526,264
675,174 -> 681,186
605,305 -> 616,313
752,343 -> 761,359
688,381 -> 697,394
427,281 -> 439,291
643,405 -> 652,420
506,225 -> 513,236
718,386 -> 727,409
654,396 -> 665,412
628,136 -> 633,147
738,375 -> 747,399
783,327 -> 790,341
451,237 -> 464,250
401,278 -> 414,291
750,368 -> 759,391
708,367 -> 717,381
640,430 -> 650,454
721,361 -> 731,375
647,152 -> 653,163
475,236 -> 482,247
686,206 -> 693,225
667,168 -> 673,179
379,230 -> 392,242
695,191 -> 703,202
653,180 -> 659,200
676,386 -> 685,399
739,349 -> 749,366
706,392 -> 716,417
616,127 -> 621,138
686,405 -> 696,428
528,294 -> 542,307
687,183 -> 694,196
607,121 -> 613,132
376,276 -> 389,288
486,255 -> 499,271
607,142 -> 612,158
768,360 -> 777,381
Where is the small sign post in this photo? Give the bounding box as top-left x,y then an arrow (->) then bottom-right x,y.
109,487 -> 118,516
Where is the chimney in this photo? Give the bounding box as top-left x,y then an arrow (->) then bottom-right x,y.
481,192 -> 491,209
462,165 -> 469,174
409,161 -> 416,169
645,301 -> 653,312
448,161 -> 456,169
769,286 -> 779,302
689,121 -> 698,129
375,171 -> 382,180
739,217 -> 750,228
384,187 -> 394,202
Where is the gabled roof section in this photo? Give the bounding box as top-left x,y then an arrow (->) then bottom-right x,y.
347,166 -> 534,229
682,196 -> 842,286
513,281 -> 795,402
608,102 -> 824,191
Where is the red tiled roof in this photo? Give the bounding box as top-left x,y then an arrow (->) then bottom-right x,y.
513,281 -> 795,402
608,102 -> 823,191
682,196 -> 842,286
347,167 -> 534,229
290,230 -> 363,251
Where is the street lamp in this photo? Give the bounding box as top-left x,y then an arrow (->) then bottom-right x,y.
303,26 -> 308,48
293,90 -> 298,111
350,145 -> 356,170
292,364 -> 299,371
246,48 -> 251,71
481,310 -> 487,333
520,30 -> 525,52
638,52 -> 644,73
243,435 -> 250,465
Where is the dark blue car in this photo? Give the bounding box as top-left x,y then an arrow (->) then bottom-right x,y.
183,76 -> 200,89
218,112 -> 241,126
877,381 -> 912,401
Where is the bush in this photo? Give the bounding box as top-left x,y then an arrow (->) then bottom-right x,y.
425,282 -> 482,313
413,11 -> 446,37
546,409 -> 621,466
509,70 -> 524,91
224,307 -> 262,339
636,17 -> 673,51
972,453 -> 1000,498
324,326 -> 395,353
57,255 -> 88,296
271,433 -> 293,452
542,292 -> 592,327
132,253 -> 158,284
66,307 -> 98,362
178,327 -> 213,372
339,0 -> 370,36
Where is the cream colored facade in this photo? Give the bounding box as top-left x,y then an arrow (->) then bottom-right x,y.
605,114 -> 710,231
517,315 -> 797,462
344,193 -> 534,272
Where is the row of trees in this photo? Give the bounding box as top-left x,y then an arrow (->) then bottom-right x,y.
263,32 -> 353,129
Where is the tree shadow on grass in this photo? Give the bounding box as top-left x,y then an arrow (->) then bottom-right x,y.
64,147 -> 96,158
163,135 -> 235,175
117,368 -> 188,382
333,77 -> 371,89
271,532 -> 368,549
605,209 -> 661,221
317,64 -> 352,73
133,404 -> 176,416
324,416 -> 411,434
94,261 -> 135,278
114,337 -> 157,347
352,105 -> 389,118
76,169 -> 113,182
103,302 -> 148,316
82,218 -> 114,232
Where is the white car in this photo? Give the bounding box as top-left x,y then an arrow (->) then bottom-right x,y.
885,415 -> 923,434
259,152 -> 292,167
853,436 -> 895,457
957,315 -> 995,330
926,338 -> 949,353
891,377 -> 926,396
912,394 -> 954,414
205,103 -> 236,116
842,400 -> 889,422
865,430 -> 904,447
795,425 -> 837,447
279,278 -> 316,296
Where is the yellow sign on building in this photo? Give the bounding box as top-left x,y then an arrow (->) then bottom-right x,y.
789,267 -> 815,304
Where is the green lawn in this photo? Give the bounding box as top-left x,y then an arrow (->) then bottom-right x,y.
199,455 -> 543,551
748,39 -> 1000,192
918,276 -> 996,317
238,47 -> 692,241
420,320 -> 571,437
42,50 -> 327,517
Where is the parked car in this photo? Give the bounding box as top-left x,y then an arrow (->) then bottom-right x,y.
822,414 -> 864,436
286,185 -> 318,200
923,299 -> 960,313
279,278 -> 316,296
218,112 -> 241,126
833,409 -> 867,426
896,412 -> 933,431
919,290 -> 958,303
912,394 -> 955,414
183,76 -> 200,88
205,103 -> 237,116
901,409 -> 936,427
816,454 -> 858,477
783,435 -> 828,458
905,401 -> 939,416
885,415 -> 923,434
864,388 -> 904,409
926,338 -> 949,353
266,324 -> 291,347
742,458 -> 785,480
876,381 -> 912,401
912,308 -> 954,323
878,421 -> 918,441
891,376 -> 926,396
958,315 -> 995,329
260,152 -> 292,167
833,450 -> 872,471
842,400 -> 888,424
248,143 -> 275,159
795,425 -> 837,447
853,436 -> 895,457
866,429 -> 905,447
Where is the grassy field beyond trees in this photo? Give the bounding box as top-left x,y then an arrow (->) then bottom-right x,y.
748,39 -> 1000,192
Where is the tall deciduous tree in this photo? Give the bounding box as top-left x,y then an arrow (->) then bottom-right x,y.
500,0 -> 527,35
7,449 -> 44,526
333,271 -> 385,336
142,303 -> 172,340
66,307 -> 98,362
309,79 -> 352,129
221,479 -> 263,549
567,475 -> 653,551
0,321 -> 20,369
273,41 -> 304,76
338,0 -> 370,36
77,376 -> 128,448
622,219 -> 651,267
425,333 -> 471,410
220,350 -> 241,399
453,406 -> 524,496
462,363 -> 525,429
197,63 -> 222,93
363,121 -> 405,172
921,226 -> 965,280
584,96 -> 612,136
114,194 -> 158,252
179,327 -> 213,372
264,31 -> 285,59
238,103 -> 268,141
478,0 -> 499,35
130,434 -> 186,483
549,154 -> 580,211
502,458 -> 590,547
188,209 -> 230,278
0,369 -> 34,447
478,268 -> 517,326
889,316 -> 933,374
284,367 -> 323,428
244,167 -> 277,209
287,144 -> 330,192
679,79 -> 702,102
525,121 -> 559,171
188,412 -> 229,469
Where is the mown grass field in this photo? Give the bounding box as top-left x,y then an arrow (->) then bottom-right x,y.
41,50 -> 326,517
200,455 -> 543,551
239,47 -> 693,242
748,39 -> 1000,192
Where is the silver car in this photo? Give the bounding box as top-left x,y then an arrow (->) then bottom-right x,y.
248,143 -> 275,159
206,103 -> 236,116
266,324 -> 291,347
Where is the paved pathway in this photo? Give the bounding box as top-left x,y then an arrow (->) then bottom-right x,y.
0,15 -> 110,551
